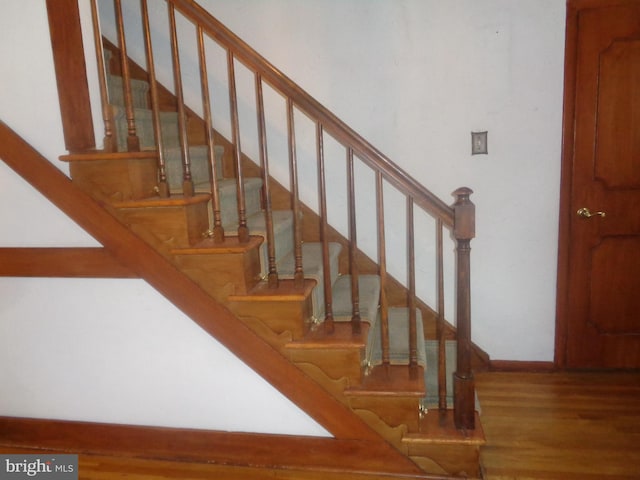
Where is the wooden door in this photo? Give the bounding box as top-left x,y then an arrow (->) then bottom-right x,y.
558,0 -> 640,368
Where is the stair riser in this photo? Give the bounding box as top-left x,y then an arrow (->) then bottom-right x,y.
219,181 -> 264,229
174,251 -> 262,300
116,202 -> 209,249
112,106 -> 181,151
408,445 -> 482,479
287,348 -> 365,387
108,75 -> 150,110
227,299 -> 313,340
349,396 -> 422,433
68,156 -> 158,201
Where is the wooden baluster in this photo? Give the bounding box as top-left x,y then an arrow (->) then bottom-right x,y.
140,0 -> 168,197
453,187 -> 475,430
168,3 -> 194,196
407,196 -> 418,378
436,218 -> 447,411
227,50 -> 249,242
114,0 -> 140,151
346,148 -> 361,335
376,172 -> 390,367
255,74 -> 278,286
287,99 -> 304,287
197,26 -> 224,240
90,0 -> 115,152
316,123 -> 334,333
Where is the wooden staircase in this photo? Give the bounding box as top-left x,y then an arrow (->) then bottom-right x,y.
25,1 -> 486,477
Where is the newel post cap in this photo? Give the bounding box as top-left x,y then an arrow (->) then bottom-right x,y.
452,187 -> 475,240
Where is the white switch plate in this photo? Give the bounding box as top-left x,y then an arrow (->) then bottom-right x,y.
471,131 -> 488,155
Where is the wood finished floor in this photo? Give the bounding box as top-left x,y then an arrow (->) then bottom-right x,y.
476,371 -> 640,480
3,371 -> 639,479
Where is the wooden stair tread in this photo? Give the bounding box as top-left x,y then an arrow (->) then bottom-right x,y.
171,236 -> 263,255
346,365 -> 426,397
60,150 -> 158,162
228,279 -> 317,302
286,322 -> 369,349
114,193 -> 210,208
403,410 -> 485,446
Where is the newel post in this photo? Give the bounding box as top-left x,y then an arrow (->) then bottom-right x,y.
452,187 -> 475,430
46,0 -> 96,152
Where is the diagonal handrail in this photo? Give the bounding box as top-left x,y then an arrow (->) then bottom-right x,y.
171,0 -> 454,228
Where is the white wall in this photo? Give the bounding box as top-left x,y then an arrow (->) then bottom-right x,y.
0,0 -> 328,437
193,0 -> 566,362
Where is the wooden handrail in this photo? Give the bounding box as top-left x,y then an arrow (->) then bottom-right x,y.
170,0 -> 454,228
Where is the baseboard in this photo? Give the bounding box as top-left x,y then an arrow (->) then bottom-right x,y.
0,416 -> 427,478
489,360 -> 556,372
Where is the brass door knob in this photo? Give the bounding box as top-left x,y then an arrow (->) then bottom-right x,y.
577,207 -> 606,218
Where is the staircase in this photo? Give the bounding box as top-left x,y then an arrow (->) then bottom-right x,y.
42,1 -> 484,478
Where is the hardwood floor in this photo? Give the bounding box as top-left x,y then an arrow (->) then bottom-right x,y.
3,371 -> 639,479
476,371 -> 640,479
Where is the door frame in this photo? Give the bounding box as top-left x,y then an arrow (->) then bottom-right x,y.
555,0 -> 640,368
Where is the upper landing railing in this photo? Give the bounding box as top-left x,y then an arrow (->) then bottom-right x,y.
90,0 -> 476,429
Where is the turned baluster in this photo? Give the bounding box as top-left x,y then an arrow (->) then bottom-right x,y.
317,123 -> 335,333
436,218 -> 448,411
168,3 -> 193,196
287,99 -> 304,287
255,73 -> 278,287
90,0 -> 115,152
197,26 -> 224,240
141,0 -> 168,197
114,0 -> 140,151
376,172 -> 391,366
346,148 -> 361,335
227,51 -> 249,242
407,196 -> 419,378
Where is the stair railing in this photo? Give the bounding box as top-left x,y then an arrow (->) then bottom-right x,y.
91,0 -> 475,430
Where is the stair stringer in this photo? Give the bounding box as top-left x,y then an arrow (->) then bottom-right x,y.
0,120 -> 426,477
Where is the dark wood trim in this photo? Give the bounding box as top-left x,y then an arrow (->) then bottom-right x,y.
555,0 -> 580,369
0,121 -> 422,474
489,360 -> 557,373
0,416 -> 444,479
0,248 -> 137,278
46,0 -> 95,152
567,0 -> 640,8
